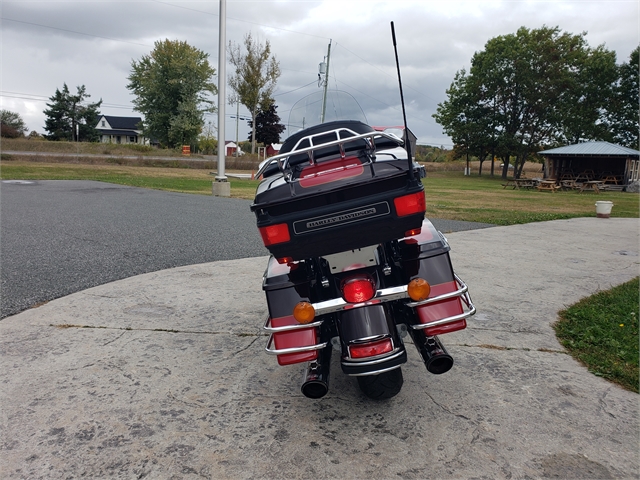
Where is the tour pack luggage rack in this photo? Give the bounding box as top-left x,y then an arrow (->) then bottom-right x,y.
255,127 -> 405,182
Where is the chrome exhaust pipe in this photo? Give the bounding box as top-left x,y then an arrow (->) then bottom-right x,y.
301,344 -> 332,399
410,331 -> 454,375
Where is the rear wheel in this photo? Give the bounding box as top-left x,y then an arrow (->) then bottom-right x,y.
357,368 -> 403,400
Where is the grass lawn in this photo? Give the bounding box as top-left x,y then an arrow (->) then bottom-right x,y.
1,159 -> 637,225
554,278 -> 639,393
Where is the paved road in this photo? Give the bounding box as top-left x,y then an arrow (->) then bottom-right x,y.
0,180 -> 493,319
1,217 -> 638,479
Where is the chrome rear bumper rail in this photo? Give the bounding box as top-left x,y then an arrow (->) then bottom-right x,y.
265,334 -> 328,356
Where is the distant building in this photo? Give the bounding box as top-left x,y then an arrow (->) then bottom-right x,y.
225,141 -> 244,156
539,142 -> 640,186
95,116 -> 149,145
266,143 -> 282,157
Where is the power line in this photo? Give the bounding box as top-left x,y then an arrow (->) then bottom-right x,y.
273,80 -> 317,97
0,17 -> 152,47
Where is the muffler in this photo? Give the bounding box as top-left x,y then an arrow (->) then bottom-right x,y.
410,330 -> 454,375
301,344 -> 332,398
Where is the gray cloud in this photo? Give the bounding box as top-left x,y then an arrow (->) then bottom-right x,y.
2,0 -> 637,146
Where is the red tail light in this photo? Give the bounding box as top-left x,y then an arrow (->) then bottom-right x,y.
349,338 -> 393,358
341,276 -> 376,303
259,223 -> 290,246
394,191 -> 426,217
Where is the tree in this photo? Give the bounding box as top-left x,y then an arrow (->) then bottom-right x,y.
555,45 -> 618,145
43,84 -> 102,141
609,46 -> 639,150
248,102 -> 285,146
434,26 -> 621,179
0,110 -> 28,136
127,39 -> 217,148
228,33 -> 281,154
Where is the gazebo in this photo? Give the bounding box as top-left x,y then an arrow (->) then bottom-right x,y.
539,142 -> 640,187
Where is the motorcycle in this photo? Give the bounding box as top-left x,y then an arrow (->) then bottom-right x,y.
250,119 -> 475,399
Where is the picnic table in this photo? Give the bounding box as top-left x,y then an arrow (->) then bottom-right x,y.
537,180 -> 560,192
579,181 -> 605,194
502,178 -> 537,190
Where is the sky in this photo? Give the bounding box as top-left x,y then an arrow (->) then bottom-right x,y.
1,0 -> 638,147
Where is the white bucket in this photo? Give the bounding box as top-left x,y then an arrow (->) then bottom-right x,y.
595,201 -> 613,218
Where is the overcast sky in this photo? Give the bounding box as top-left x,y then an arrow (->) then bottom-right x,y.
1,0 -> 638,146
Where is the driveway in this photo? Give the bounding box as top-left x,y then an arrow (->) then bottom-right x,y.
0,180 -> 492,319
1,216 -> 638,479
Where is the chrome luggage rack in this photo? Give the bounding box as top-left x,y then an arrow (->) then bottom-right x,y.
255,127 -> 404,181
263,273 -> 476,356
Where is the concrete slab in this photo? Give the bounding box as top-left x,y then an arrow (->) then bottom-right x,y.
1,218 -> 638,479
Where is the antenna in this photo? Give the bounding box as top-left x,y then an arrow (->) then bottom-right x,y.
390,21 -> 415,181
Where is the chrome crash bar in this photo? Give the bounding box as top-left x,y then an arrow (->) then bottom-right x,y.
263,273 -> 475,356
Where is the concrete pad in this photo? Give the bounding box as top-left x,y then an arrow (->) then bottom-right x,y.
1,218 -> 638,479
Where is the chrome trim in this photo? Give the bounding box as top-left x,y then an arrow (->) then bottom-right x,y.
312,285 -> 409,316
342,347 -> 404,365
406,273 -> 468,307
347,364 -> 403,377
263,316 -> 324,334
255,128 -> 403,178
265,334 -> 328,356
409,276 -> 476,331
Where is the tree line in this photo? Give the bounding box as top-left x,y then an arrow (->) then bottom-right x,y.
5,25 -> 636,164
3,36 -> 285,153
433,26 -> 639,179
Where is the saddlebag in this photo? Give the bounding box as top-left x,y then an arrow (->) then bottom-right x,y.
399,219 -> 468,336
262,256 -> 321,366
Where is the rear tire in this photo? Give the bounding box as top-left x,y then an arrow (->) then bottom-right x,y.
357,368 -> 403,400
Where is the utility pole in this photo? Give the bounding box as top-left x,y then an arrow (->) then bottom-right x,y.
320,39 -> 331,124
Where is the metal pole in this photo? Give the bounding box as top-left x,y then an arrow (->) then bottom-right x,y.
320,40 -> 331,124
216,0 -> 227,181
235,100 -> 239,158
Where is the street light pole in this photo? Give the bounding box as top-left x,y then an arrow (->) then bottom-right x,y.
213,0 -> 230,196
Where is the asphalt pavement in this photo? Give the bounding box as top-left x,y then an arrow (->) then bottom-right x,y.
0,180 -> 492,319
1,180 -> 638,479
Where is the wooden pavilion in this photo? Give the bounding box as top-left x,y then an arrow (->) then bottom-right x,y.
539,142 -> 640,187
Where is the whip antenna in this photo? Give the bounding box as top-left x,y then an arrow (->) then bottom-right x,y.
390,21 -> 415,181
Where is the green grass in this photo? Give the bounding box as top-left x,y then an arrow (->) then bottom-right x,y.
423,171 -> 639,225
554,278 -> 639,393
1,160 -> 638,223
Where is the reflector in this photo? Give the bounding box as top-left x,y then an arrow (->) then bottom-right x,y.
394,192 -> 426,217
293,302 -> 316,324
341,276 -> 376,303
349,338 -> 393,358
408,278 -> 431,301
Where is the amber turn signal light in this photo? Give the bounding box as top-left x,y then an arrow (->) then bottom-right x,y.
407,278 -> 431,301
293,302 -> 316,324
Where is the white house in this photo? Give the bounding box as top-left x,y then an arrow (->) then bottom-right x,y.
95,115 -> 149,145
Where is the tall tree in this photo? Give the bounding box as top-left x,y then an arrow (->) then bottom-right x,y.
609,46 -> 639,150
228,33 -> 281,154
43,84 -> 102,142
127,39 -> 217,148
249,102 -> 285,146
434,26 -> 622,179
555,45 -> 618,145
0,110 -> 28,136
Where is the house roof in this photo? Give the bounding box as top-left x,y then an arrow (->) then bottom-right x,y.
97,129 -> 140,136
539,142 -> 640,157
97,115 -> 142,130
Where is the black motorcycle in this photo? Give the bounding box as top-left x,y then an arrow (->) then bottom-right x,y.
250,120 -> 475,399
